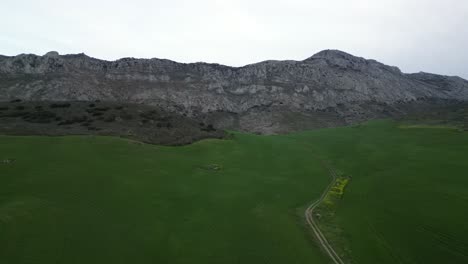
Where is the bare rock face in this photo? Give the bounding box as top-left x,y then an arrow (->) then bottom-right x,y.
0,49 -> 467,133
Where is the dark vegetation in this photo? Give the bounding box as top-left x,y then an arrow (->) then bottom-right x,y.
50,102 -> 71,108
57,116 -> 88,126
201,124 -> 216,132
22,110 -> 57,123
0,101 -> 225,145
398,102 -> 468,130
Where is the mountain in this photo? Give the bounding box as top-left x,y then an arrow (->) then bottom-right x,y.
1,50 -> 467,133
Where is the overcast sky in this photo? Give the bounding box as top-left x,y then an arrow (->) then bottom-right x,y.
1,0 -> 467,78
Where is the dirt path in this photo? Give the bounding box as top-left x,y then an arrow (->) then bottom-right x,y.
305,161 -> 345,264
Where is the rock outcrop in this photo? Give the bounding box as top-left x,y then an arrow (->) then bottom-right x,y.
1,50 -> 467,133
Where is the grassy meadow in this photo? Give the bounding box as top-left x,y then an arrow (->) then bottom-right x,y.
0,132 -> 330,264
1,120 -> 467,263
294,121 -> 468,263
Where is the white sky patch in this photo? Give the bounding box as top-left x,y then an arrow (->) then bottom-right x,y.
1,0 -> 467,78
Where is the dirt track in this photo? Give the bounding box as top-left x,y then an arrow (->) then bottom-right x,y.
305,162 -> 345,264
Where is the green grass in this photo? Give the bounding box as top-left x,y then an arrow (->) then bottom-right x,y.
0,134 -> 330,264
398,124 -> 459,129
293,120 -> 468,263
1,120 -> 468,264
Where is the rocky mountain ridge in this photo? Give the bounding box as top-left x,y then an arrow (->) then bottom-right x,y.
1,50 -> 467,133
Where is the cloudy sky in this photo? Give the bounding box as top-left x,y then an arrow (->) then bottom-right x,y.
1,0 -> 467,78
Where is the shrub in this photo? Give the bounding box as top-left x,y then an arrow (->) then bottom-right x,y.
140,110 -> 158,120
22,110 -> 57,123
156,122 -> 172,128
120,113 -> 133,120
50,103 -> 71,108
202,124 -> 216,132
87,126 -> 101,131
94,107 -> 109,111
2,111 -> 28,118
57,116 -> 87,125
103,115 -> 116,122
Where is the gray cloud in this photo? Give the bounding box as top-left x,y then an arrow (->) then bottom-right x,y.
1,0 -> 467,78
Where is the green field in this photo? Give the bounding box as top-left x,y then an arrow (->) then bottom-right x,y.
1,121 -> 467,263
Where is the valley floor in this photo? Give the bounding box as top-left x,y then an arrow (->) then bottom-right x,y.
0,121 -> 467,263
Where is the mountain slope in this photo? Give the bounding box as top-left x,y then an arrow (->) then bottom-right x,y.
1,50 -> 467,133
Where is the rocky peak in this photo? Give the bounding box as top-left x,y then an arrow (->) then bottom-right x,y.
303,49 -> 368,72
309,49 -> 363,61
0,52 -> 65,74
304,49 -> 402,75
44,51 -> 60,58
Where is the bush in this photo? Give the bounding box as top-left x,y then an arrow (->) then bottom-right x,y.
50,103 -> 71,108
103,115 -> 116,122
120,113 -> 132,120
22,110 -> 57,123
2,111 -> 28,118
87,126 -> 101,131
140,110 -> 158,120
57,116 -> 87,125
156,122 -> 172,128
202,124 -> 216,132
94,107 -> 110,111
157,116 -> 170,122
